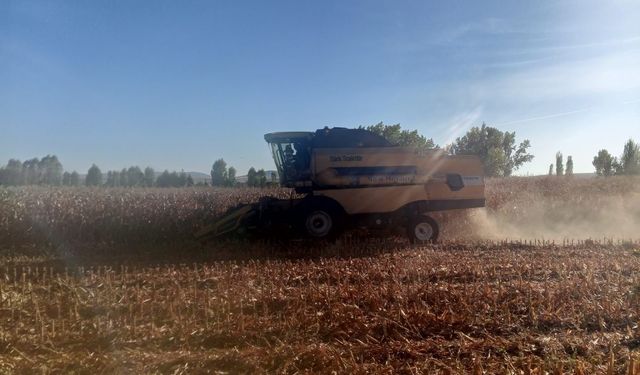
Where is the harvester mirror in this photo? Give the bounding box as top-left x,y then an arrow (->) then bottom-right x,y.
446,173 -> 464,191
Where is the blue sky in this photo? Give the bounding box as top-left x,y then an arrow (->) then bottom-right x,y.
2,0 -> 639,176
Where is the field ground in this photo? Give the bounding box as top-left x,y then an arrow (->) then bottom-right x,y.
1,242 -> 639,374
0,177 -> 639,373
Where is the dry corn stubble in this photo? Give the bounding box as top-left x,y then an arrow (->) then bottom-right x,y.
0,176 -> 639,373
2,176 -> 638,249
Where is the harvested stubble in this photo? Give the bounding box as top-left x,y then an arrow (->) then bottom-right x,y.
0,242 -> 639,373
1,177 -> 640,373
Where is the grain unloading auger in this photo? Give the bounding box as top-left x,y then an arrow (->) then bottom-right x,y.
195,127 -> 485,243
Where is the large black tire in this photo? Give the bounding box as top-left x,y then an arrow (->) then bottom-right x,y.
407,215 -> 439,244
300,199 -> 345,241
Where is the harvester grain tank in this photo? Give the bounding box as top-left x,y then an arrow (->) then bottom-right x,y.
196,127 -> 485,242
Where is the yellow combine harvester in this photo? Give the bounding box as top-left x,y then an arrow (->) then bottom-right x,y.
196,127 -> 485,243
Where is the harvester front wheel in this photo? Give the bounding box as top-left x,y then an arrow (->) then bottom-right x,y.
301,200 -> 344,241
407,216 -> 439,244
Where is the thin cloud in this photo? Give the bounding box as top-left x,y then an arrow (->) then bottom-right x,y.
495,107 -> 591,126
497,35 -> 640,57
485,56 -> 554,69
433,18 -> 518,44
485,50 -> 640,102
490,96 -> 640,127
393,18 -> 524,52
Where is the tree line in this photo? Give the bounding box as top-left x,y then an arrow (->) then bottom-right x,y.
370,122 -> 636,177
0,158 -> 198,188
547,153 -> 574,176
548,139 -> 639,177
0,156 -> 274,188
86,165 -> 196,188
210,158 -> 277,187
365,122 -> 536,177
1,126 -> 638,186
0,123 -> 537,186
0,155 -> 66,186
592,139 -> 640,176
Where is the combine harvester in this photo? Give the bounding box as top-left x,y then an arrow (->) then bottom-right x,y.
196,127 -> 485,243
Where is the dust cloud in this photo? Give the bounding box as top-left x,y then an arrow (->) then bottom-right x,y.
440,176 -> 640,241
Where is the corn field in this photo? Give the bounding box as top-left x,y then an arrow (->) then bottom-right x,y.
0,177 -> 639,373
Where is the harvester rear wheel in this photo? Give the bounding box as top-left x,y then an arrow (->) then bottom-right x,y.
407,216 -> 439,244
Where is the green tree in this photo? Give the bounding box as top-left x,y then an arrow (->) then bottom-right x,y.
127,166 -> 144,187
211,159 -> 228,186
483,147 -> 508,177
69,171 -> 80,186
3,159 -> 24,185
613,158 -> 624,175
144,167 -> 155,187
620,139 -> 640,175
178,171 -> 188,186
0,156 -> 67,185
23,158 -> 40,185
155,170 -> 192,187
105,171 -> 119,187
548,164 -> 553,176
362,122 -> 436,149
227,166 -> 237,187
39,155 -> 63,185
450,123 -> 534,177
566,156 -> 573,176
256,169 -> 267,188
155,170 -> 172,187
62,171 -> 71,186
555,152 -> 564,176
85,164 -> 102,186
247,167 -> 257,187
592,149 -> 614,176
118,168 -> 128,187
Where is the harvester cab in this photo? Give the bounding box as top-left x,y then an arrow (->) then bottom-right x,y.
196,127 -> 486,243
264,132 -> 313,190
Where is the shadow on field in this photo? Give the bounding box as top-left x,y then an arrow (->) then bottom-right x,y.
4,236 -> 636,272
0,236 -> 418,268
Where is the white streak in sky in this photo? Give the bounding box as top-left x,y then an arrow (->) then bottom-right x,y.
495,107 -> 592,126
496,99 -> 640,126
